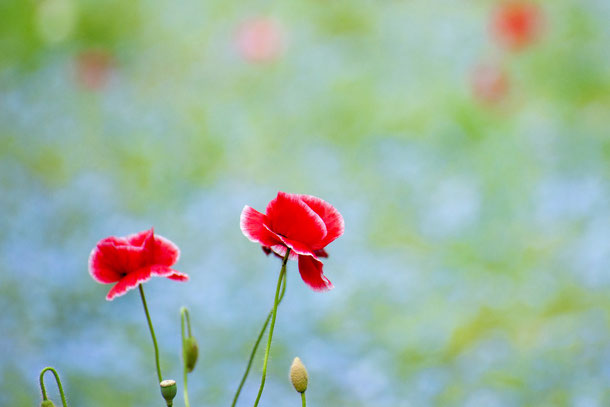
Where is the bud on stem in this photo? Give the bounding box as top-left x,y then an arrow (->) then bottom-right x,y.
289,357 -> 308,394
39,367 -> 67,407
183,336 -> 199,372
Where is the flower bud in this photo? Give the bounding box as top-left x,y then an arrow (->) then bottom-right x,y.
41,400 -> 56,407
289,357 -> 308,393
160,379 -> 177,406
183,336 -> 199,373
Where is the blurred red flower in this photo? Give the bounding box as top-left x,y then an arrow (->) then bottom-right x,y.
89,228 -> 188,301
76,49 -> 113,90
491,2 -> 543,51
470,62 -> 510,104
241,192 -> 344,291
235,17 -> 284,63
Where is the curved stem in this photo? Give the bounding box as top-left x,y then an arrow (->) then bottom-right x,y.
39,367 -> 68,407
182,307 -> 192,337
230,264 -> 288,407
180,307 -> 191,407
139,284 -> 163,383
301,392 -> 306,407
253,249 -> 290,407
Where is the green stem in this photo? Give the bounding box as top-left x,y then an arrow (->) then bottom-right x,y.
181,307 -> 191,407
301,392 -> 306,407
39,367 -> 68,407
231,263 -> 288,407
139,284 -> 163,383
252,249 -> 290,407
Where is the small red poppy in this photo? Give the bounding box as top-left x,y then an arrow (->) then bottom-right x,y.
491,2 -> 543,51
88,228 -> 188,301
240,192 -> 344,291
470,62 -> 510,104
235,17 -> 285,63
75,49 -> 113,91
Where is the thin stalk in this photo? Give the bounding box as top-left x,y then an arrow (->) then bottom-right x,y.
139,284 -> 163,383
181,307 -> 191,407
301,392 -> 306,407
230,264 -> 288,407
39,367 -> 68,407
252,249 -> 290,407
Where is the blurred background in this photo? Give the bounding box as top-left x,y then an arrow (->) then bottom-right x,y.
1,0 -> 610,406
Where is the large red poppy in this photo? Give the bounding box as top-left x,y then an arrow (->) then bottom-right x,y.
89,228 -> 188,301
240,192 -> 344,291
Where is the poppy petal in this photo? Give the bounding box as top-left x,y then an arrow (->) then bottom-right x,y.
106,267 -> 154,301
299,194 -> 344,249
89,240 -> 144,284
314,248 -> 329,258
266,192 -> 327,247
126,228 -> 154,247
297,255 -> 334,291
88,244 -> 124,283
167,271 -> 190,281
153,234 -> 181,266
150,265 -> 189,281
272,231 -> 317,257
240,205 -> 282,247
129,229 -> 180,268
269,244 -> 300,260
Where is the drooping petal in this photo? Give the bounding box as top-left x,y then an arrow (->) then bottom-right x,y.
297,255 -> 334,291
266,192 -> 327,247
106,267 -> 154,301
149,265 -> 189,282
299,194 -> 344,249
240,205 -> 283,247
167,271 -> 190,281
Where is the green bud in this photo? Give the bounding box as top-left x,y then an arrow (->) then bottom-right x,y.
160,379 -> 177,406
289,357 -> 308,393
183,336 -> 199,373
41,400 -> 56,407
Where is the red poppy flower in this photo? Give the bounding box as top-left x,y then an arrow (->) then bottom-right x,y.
89,228 -> 188,301
240,192 -> 344,291
491,2 -> 543,51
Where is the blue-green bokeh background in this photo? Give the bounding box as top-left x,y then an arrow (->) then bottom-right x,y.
1,0 -> 610,406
